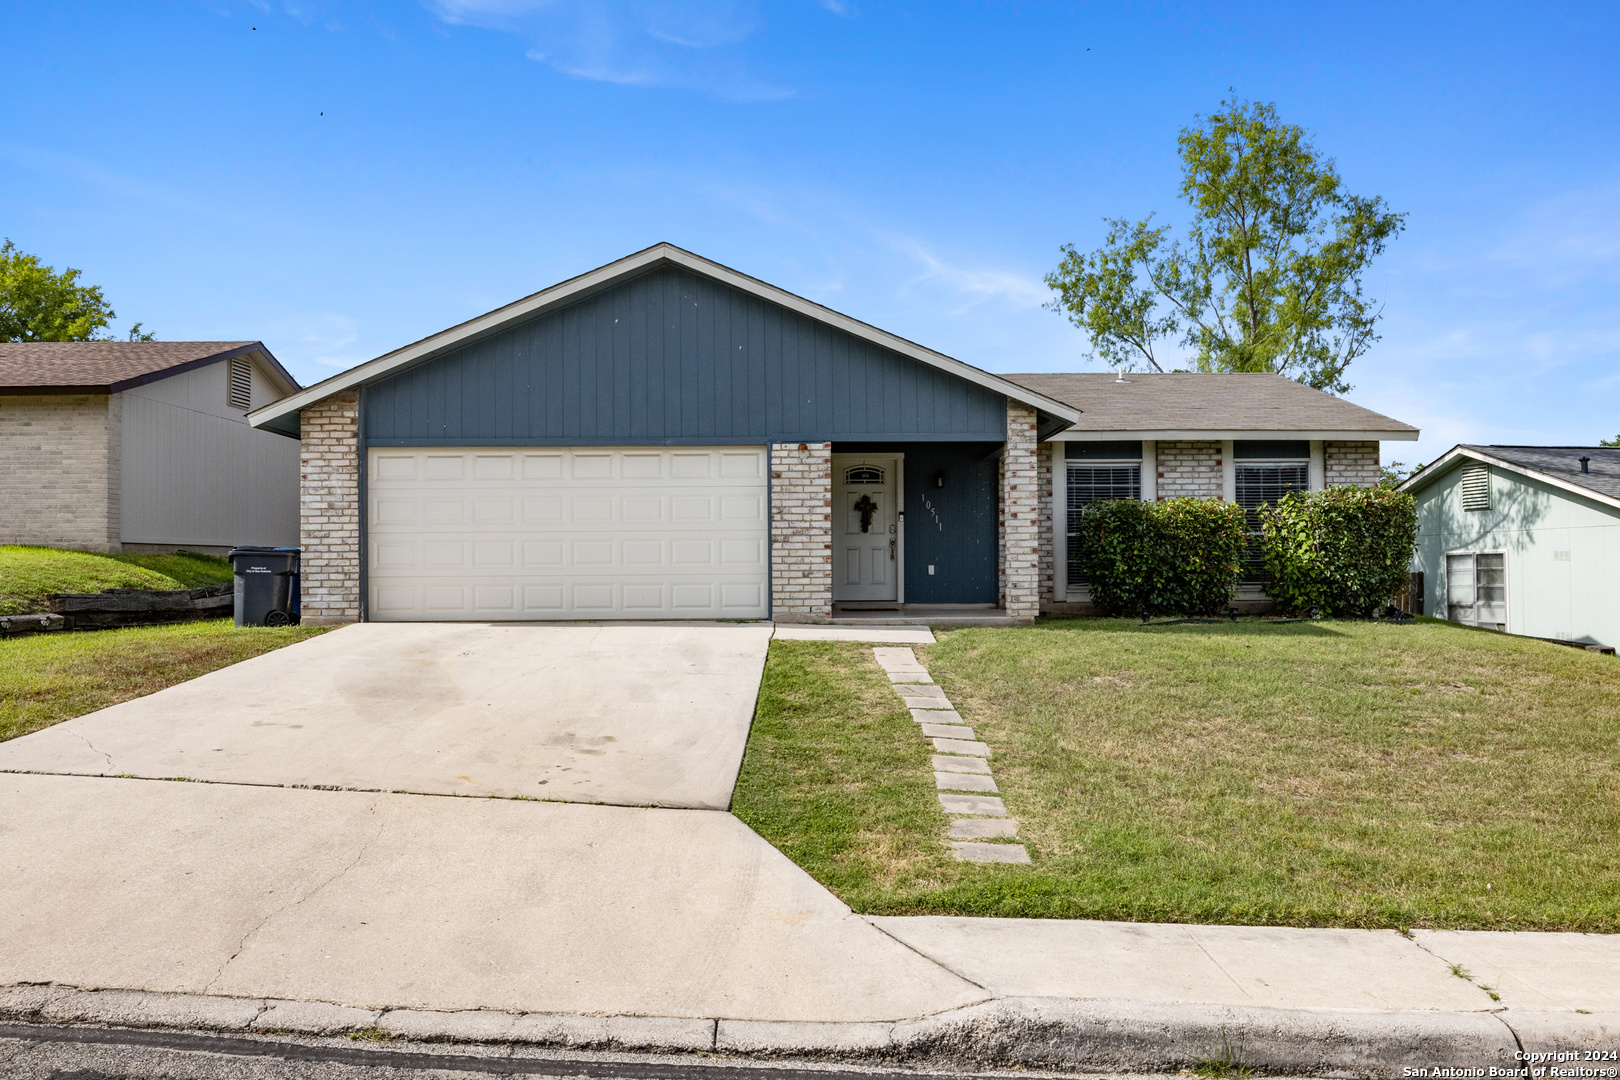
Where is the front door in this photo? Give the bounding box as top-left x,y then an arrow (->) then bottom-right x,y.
832,455 -> 900,603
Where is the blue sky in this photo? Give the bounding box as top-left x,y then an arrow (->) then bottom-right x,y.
4,1 -> 1616,468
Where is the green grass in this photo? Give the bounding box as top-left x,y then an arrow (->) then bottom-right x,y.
731,617 -> 1620,931
0,619 -> 327,743
0,545 -> 235,616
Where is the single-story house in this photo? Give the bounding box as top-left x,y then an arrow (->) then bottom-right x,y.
247,244 -> 1418,625
1400,445 -> 1620,648
0,342 -> 302,554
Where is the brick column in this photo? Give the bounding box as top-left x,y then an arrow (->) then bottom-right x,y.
1325,441 -> 1381,488
770,442 -> 832,622
299,391 -> 361,625
1156,440 -> 1224,499
1000,401 -> 1039,623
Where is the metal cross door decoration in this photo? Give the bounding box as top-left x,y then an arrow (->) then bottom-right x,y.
853,493 -> 878,533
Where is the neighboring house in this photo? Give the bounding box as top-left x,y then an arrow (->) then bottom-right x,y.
1400,445 -> 1620,648
247,244 -> 1418,626
0,342 -> 302,554
1005,372 -> 1419,610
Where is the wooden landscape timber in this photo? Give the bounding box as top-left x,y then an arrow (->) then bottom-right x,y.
44,584 -> 235,631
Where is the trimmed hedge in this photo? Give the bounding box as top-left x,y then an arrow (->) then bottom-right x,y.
1071,498 -> 1247,617
1258,486 -> 1419,616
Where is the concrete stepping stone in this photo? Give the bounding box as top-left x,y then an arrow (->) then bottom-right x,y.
910,708 -> 963,724
932,754 -> 990,774
938,793 -> 1006,816
919,723 -> 974,740
950,842 -> 1031,864
872,647 -> 920,666
931,738 -> 989,757
935,772 -> 997,793
949,817 -> 1018,839
886,671 -> 933,684
894,683 -> 948,701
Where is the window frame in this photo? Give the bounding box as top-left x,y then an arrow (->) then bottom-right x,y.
1444,548 -> 1509,631
1060,456 -> 1144,597
1233,455 -> 1312,586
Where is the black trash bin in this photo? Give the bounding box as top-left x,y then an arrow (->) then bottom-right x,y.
227,547 -> 301,627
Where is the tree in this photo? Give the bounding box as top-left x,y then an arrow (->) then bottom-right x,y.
1601,435 -> 1619,448
1046,97 -> 1404,393
0,240 -> 153,342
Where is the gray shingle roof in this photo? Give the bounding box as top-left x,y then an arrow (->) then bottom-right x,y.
1460,445 -> 1620,502
1002,371 -> 1417,435
0,341 -> 294,393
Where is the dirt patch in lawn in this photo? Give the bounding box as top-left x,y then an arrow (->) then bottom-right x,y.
732,618 -> 1620,931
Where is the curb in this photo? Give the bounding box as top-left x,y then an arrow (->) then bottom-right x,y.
2,984 -> 1614,1077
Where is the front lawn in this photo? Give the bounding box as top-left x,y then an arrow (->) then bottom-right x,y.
731,618 -> 1620,931
0,619 -> 327,743
0,545 -> 235,615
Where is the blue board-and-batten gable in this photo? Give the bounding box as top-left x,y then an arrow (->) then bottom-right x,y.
361,265 -> 1009,445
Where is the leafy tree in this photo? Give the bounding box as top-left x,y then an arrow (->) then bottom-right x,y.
1046,97 -> 1404,393
1601,435 -> 1619,447
0,239 -> 153,342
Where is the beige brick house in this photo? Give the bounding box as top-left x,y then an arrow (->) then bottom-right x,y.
0,342 -> 302,554
246,244 -> 1416,626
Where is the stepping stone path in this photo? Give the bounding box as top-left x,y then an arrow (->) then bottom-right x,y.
870,647 -> 1031,865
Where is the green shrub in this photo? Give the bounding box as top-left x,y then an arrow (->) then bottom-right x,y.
1072,498 -> 1247,617
1258,487 -> 1418,616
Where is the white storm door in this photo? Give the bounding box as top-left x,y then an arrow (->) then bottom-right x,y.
832,455 -> 900,603
366,447 -> 769,621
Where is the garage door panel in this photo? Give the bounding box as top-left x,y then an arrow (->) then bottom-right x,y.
369,447 -> 768,620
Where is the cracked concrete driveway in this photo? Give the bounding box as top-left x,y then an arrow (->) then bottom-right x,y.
0,622 -> 771,809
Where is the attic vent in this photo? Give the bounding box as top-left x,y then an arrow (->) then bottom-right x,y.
227,358 -> 253,410
1461,463 -> 1490,511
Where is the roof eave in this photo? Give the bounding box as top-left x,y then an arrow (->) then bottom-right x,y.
1400,444 -> 1620,512
1056,428 -> 1419,442
249,243 -> 1080,430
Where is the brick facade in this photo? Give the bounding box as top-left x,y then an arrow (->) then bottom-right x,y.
299,391 -> 361,625
1326,440 -> 1381,488
999,401 -> 1039,622
0,393 -> 122,551
1156,440 -> 1224,500
769,442 -> 832,622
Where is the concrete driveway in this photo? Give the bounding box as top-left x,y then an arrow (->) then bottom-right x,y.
0,622 -> 771,810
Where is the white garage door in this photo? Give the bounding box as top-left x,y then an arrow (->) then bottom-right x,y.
366,447 -> 769,621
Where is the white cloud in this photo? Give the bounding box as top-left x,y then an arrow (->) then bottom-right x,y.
879,234 -> 1050,313
427,0 -> 796,100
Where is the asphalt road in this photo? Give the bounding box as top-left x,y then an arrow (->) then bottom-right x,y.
0,1024 -> 1179,1080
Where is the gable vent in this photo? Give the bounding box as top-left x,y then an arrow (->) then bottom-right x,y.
227,358 -> 253,410
1461,463 -> 1490,511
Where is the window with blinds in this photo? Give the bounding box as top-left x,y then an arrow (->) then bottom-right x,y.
1066,464 -> 1141,587
1446,551 -> 1506,630
1235,460 -> 1310,583
1461,464 -> 1490,511
227,358 -> 253,411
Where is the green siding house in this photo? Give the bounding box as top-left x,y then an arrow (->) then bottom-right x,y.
1401,445 -> 1620,648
